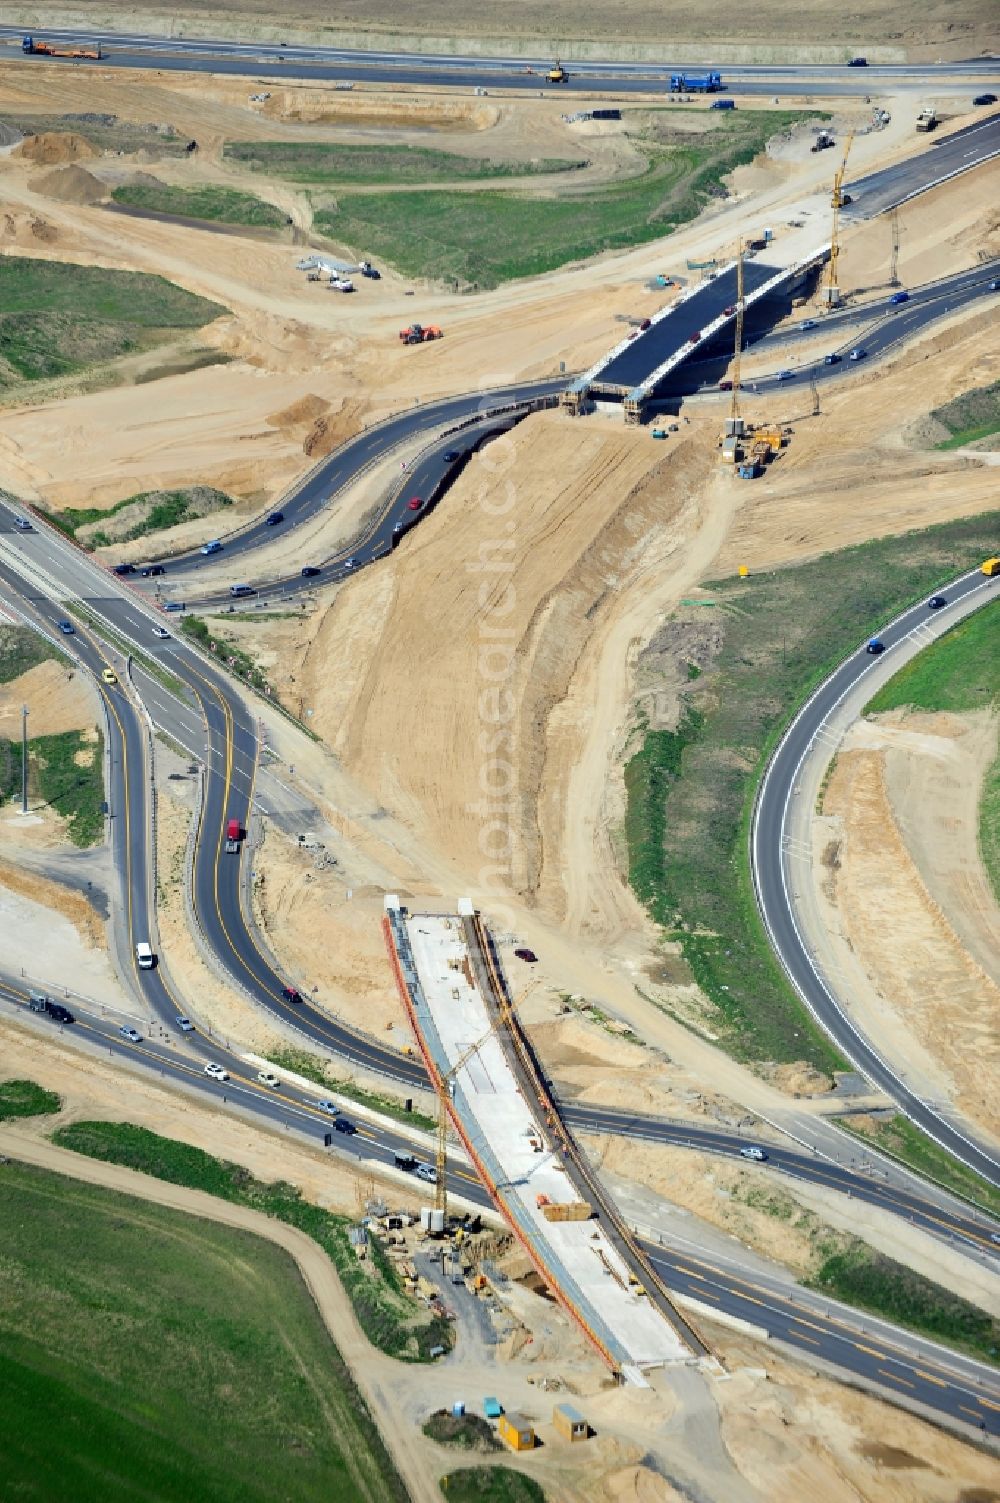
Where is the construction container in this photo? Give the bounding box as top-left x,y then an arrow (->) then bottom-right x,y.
483,1397 -> 504,1419
452,1402 -> 465,1418
553,1403 -> 589,1442
498,1413 -> 535,1453
541,1201 -> 592,1223
720,436 -> 740,464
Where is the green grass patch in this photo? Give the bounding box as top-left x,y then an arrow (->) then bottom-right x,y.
0,1079 -> 61,1121
7,113 -> 193,157
112,183 -> 289,228
311,112 -> 807,288
440,1469 -> 546,1503
424,1409 -> 501,1451
225,139 -> 584,185
622,509 -> 1000,1073
0,728 -> 104,845
807,1242 -> 1000,1366
836,1113 -> 1000,1219
0,621 -> 62,684
54,484 -> 233,549
268,1045 -> 437,1132
932,379 -> 1000,449
0,257 -> 225,390
0,1157 -> 407,1502
865,599 -> 1000,904
52,1120 -> 453,1361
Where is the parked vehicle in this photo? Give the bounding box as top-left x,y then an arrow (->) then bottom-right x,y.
163,601 -> 185,612
514,948 -> 538,962
973,93 -> 997,106
710,98 -> 736,110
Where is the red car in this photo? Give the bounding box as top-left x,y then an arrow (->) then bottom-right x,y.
639,318 -> 651,330
407,496 -> 423,511
282,986 -> 303,1004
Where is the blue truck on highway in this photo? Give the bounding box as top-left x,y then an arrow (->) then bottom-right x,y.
670,71 -> 723,93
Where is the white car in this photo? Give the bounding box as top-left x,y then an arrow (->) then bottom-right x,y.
317,1099 -> 340,1116
152,626 -> 171,640
119,1026 -> 143,1044
257,1071 -> 280,1088
204,1062 -> 229,1081
739,1146 -> 768,1162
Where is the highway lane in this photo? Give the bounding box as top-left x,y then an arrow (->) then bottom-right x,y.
753,567 -> 1000,1186
2,974 -> 997,1438
4,29 -> 998,95
845,114 -> 1000,215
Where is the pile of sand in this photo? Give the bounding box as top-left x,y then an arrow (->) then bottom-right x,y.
14,131 -> 95,165
303,397 -> 369,457
28,164 -> 106,205
266,392 -> 330,431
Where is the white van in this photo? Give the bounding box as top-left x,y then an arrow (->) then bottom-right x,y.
135,942 -> 155,970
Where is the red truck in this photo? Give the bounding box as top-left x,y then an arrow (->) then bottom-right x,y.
225,818 -> 241,854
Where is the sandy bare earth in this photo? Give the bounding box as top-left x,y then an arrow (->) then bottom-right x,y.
816,719 -> 1000,1146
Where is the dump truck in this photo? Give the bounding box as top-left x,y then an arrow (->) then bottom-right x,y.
670,71 -> 723,93
225,817 -> 241,854
22,33 -> 102,58
399,323 -> 443,344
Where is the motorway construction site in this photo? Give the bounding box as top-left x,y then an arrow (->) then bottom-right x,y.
0,22 -> 999,1503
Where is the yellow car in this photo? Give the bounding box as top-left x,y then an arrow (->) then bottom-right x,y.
101,667 -> 118,686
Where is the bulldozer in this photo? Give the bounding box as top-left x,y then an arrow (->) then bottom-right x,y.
399,323 -> 443,345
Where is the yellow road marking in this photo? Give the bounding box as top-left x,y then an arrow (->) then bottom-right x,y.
855,1343 -> 888,1359
913,1368 -> 948,1388
877,1369 -> 913,1389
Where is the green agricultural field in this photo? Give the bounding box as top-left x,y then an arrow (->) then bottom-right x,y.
54,1120 -> 453,1361
310,112 -> 807,287
0,258 -> 225,391
0,1157 -> 407,1503
865,599 -> 1000,902
623,509 -> 1000,1075
112,183 -> 289,228
225,139 -> 584,184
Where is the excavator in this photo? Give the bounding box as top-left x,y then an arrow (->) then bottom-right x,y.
547,60 -> 568,83
22,34 -> 103,59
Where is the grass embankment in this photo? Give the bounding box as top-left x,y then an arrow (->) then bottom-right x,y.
10,112 -> 193,156
623,511 -> 1000,1075
0,1158 -> 407,1503
0,622 -> 61,683
310,111 -> 808,288
0,1079 -> 61,1121
0,728 -> 104,846
838,1113 -> 1000,1219
225,140 -> 584,184
112,183 -> 289,228
808,1243 -> 1000,1366
865,599 -> 1000,903
0,258 -> 225,391
52,484 -> 234,550
52,1121 -> 453,1361
181,614 -> 272,697
440,1469 -> 546,1503
269,1045 -> 437,1132
932,379 -> 1000,450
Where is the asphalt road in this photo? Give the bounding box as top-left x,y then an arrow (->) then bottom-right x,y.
752,566 -> 1000,1186
4,29 -> 998,96
1,970 -> 998,1437
845,114 -> 1000,215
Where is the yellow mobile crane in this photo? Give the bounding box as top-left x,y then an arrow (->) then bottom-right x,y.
825,129 -> 855,307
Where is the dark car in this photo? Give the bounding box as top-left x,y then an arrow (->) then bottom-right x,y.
973,93 -> 997,106
46,1002 -> 75,1025
266,511 -> 284,526
865,638 -> 885,655
57,619 -> 75,635
990,280 -> 1000,292
824,353 -> 841,365
514,947 -> 538,962
301,565 -> 321,577
848,56 -> 868,66
141,564 -> 165,577
927,595 -> 947,609
282,986 -> 303,1004
113,562 -> 136,576
889,290 -> 909,305
163,601 -> 185,612
443,450 -> 462,463
334,1118 -> 357,1135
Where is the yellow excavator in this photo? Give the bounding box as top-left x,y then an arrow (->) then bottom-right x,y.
547,60 -> 568,83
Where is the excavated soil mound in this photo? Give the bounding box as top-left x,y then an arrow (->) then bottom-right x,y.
302,398 -> 369,457
260,91 -> 497,131
14,131 -> 96,165
28,164 -> 105,205
266,393 -> 330,430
